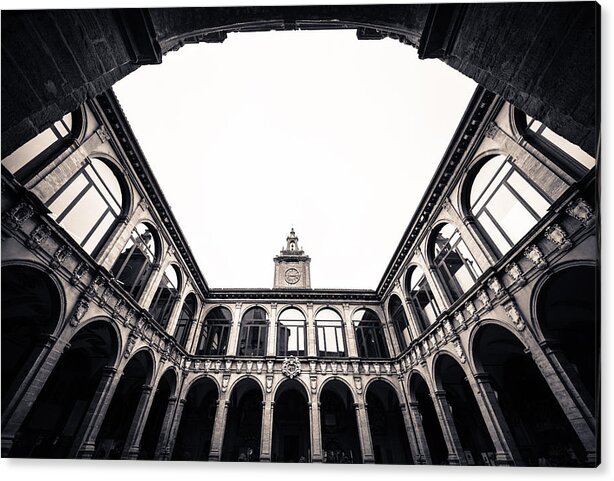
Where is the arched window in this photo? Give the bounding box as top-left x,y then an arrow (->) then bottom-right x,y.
238,307 -> 269,357
469,154 -> 551,256
45,157 -> 124,255
196,306 -> 232,356
388,295 -> 412,350
174,293 -> 197,349
112,222 -> 158,300
2,110 -> 81,182
405,266 -> 440,332
352,308 -> 389,359
514,108 -> 595,177
430,223 -> 482,302
277,308 -> 306,357
316,308 -> 346,357
150,264 -> 181,328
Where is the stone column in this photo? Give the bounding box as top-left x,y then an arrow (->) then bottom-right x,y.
122,384 -> 155,459
433,390 -> 466,465
208,395 -> 229,461
139,262 -> 162,308
306,303 -> 317,357
399,402 -> 426,464
342,304 -> 359,358
540,339 -> 595,424
309,401 -> 323,462
2,334 -> 58,427
1,337 -> 68,456
462,214 -> 499,265
408,401 -> 432,464
226,303 -> 243,356
470,373 -> 521,466
164,285 -> 188,336
354,402 -> 374,463
529,339 -> 597,463
160,397 -> 186,460
153,396 -> 178,459
71,366 -> 120,458
399,294 -> 420,341
266,303 -> 278,357
259,397 -> 274,462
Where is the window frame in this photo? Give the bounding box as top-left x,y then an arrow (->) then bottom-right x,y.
237,307 -> 269,357
315,308 -> 347,358
276,307 -> 307,357
352,308 -> 389,359
197,306 -> 232,356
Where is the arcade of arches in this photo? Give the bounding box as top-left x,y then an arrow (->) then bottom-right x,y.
1,4 -> 599,468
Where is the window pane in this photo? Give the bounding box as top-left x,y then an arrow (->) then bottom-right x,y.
507,172 -> 550,217
60,185 -> 107,244
48,173 -> 89,217
83,210 -> 115,253
477,211 -> 511,255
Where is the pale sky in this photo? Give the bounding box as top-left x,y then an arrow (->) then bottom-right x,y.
114,29 -> 476,289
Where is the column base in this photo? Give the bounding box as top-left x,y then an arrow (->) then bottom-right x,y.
495,452 -> 516,466
76,442 -> 97,459
1,435 -> 14,457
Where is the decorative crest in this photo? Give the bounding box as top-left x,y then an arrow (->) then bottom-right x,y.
281,356 -> 302,379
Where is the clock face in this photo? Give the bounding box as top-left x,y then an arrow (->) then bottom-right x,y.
285,268 -> 301,285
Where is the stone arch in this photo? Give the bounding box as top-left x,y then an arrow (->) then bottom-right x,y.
122,346 -> 157,385
1,262 -> 65,407
277,304 -> 308,320
180,374 -> 220,406
407,370 -> 448,465
318,376 -> 357,404
365,378 -> 413,464
271,378 -> 310,462
138,367 -> 178,460
172,375 -> 219,461
84,151 -> 135,219
319,377 -> 362,463
457,149 -> 513,220
433,352 -> 494,465
93,347 -> 156,458
531,262 -> 598,415
313,305 -> 343,319
471,322 -> 588,466
7,319 -> 119,458
222,376 -> 264,461
69,315 -> 124,368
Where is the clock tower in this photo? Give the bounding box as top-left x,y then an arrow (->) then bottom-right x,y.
274,228 -> 311,289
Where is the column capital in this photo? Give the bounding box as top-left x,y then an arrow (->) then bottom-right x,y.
102,366 -> 118,376
141,385 -> 154,394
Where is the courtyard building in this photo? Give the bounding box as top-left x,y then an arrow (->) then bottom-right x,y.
1,4 -> 599,467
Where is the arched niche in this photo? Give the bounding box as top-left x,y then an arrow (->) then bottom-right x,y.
272,379 -> 310,462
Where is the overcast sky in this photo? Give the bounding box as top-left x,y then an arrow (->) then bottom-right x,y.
114,29 -> 476,289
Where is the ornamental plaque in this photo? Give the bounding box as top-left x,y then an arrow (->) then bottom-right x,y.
281,356 -> 302,379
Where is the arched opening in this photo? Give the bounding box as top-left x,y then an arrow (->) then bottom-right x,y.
94,349 -> 154,459
434,354 -> 494,465
1,265 -> 62,408
408,373 -> 447,465
320,379 -> 361,464
8,320 -> 118,458
315,307 -> 346,357
405,266 -> 440,332
150,264 -> 181,329
237,306 -> 269,357
466,154 -> 551,257
221,378 -> 263,462
473,324 -> 587,466
45,157 -> 126,256
111,222 -> 159,301
196,306 -> 232,355
536,265 -> 598,414
272,380 -> 310,462
277,307 -> 306,357
352,308 -> 389,359
138,369 -> 177,460
174,293 -> 197,348
388,294 -> 412,351
172,377 -> 218,460
366,380 -> 412,464
429,223 -> 482,302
